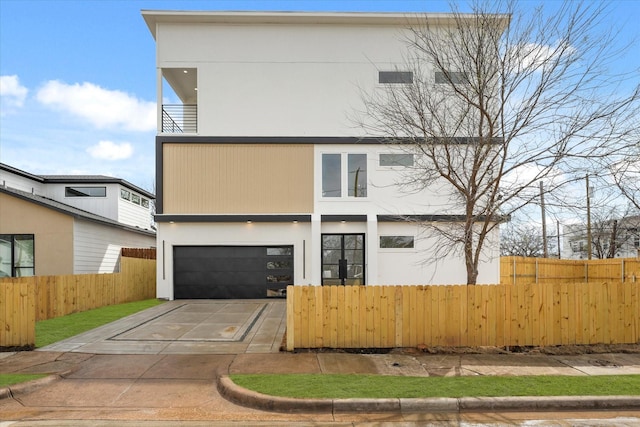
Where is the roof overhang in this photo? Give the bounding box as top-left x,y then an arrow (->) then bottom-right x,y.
141,10 -> 510,39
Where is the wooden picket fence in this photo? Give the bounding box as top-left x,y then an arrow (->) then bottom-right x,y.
286,282 -> 640,350
0,254 -> 156,348
501,256 -> 640,284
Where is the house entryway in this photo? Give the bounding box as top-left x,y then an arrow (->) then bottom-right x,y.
321,233 -> 365,285
38,300 -> 287,354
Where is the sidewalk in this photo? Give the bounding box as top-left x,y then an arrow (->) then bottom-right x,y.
1,349 -> 640,419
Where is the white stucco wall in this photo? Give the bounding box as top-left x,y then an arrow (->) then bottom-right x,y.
156,219 -> 500,299
156,222 -> 313,299
155,21 -> 422,136
314,144 -> 457,216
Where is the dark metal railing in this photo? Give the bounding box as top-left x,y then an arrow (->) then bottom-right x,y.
162,104 -> 197,133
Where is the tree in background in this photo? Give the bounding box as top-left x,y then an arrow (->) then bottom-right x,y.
500,224 -> 545,257
358,0 -> 639,284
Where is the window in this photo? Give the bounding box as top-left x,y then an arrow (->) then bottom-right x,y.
267,247 -> 293,256
380,153 -> 414,167
379,71 -> 413,84
322,154 -> 341,197
380,236 -> 414,249
322,153 -> 367,198
348,154 -> 367,197
435,71 -> 468,84
267,260 -> 292,269
121,187 -> 150,209
65,186 -> 106,197
0,234 -> 35,277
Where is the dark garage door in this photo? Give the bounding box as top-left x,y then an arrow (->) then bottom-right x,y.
173,246 -> 293,299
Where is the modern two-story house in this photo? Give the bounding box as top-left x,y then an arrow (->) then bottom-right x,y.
143,11 -> 502,300
0,163 -> 155,277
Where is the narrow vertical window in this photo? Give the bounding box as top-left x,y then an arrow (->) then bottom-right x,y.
322,154 -> 342,197
348,154 -> 367,197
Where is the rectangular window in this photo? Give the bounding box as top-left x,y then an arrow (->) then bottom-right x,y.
379,153 -> 414,167
435,71 -> 468,84
141,198 -> 150,208
322,153 -> 342,197
348,154 -> 367,197
379,71 -> 413,84
120,189 -> 130,201
267,247 -> 293,256
380,236 -> 414,249
323,153 -> 368,198
65,186 -> 106,197
131,193 -> 141,205
0,234 -> 35,277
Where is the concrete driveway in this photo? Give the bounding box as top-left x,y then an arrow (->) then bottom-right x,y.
38,299 -> 287,354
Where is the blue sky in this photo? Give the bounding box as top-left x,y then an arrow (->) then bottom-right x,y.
1,0 -> 639,193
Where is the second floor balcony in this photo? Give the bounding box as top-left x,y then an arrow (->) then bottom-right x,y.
162,104 -> 197,134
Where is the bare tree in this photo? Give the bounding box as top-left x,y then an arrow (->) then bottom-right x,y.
500,224 -> 544,257
358,0 -> 639,284
610,132 -> 640,212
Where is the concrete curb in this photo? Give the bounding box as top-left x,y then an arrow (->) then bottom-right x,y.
0,367 -> 76,401
217,375 -> 640,414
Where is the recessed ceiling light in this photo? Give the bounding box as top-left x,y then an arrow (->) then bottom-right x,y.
183,70 -> 188,73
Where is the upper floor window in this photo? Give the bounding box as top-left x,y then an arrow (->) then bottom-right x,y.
380,235 -> 415,249
379,153 -> 414,167
65,186 -> 106,197
121,188 -> 150,208
435,71 -> 469,84
0,234 -> 34,277
379,71 -> 413,84
322,153 -> 367,198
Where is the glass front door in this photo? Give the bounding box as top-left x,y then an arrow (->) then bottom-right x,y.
321,234 -> 365,286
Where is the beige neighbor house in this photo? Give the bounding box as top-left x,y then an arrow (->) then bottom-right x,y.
143,10 -> 504,300
0,163 -> 156,277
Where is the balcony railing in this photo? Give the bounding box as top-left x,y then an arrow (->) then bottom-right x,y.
162,104 -> 197,133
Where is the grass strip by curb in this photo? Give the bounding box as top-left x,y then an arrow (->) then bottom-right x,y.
35,298 -> 164,348
230,373 -> 640,399
0,373 -> 47,387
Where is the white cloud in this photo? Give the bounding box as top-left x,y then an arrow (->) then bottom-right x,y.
36,80 -> 155,131
87,140 -> 134,160
511,41 -> 575,72
0,75 -> 29,108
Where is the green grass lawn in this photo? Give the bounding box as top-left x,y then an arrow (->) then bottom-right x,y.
35,298 -> 164,348
0,373 -> 47,387
0,299 -> 163,388
230,373 -> 640,399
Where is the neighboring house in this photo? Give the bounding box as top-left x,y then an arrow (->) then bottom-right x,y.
563,216 -> 640,260
0,163 -> 156,277
142,11 -> 502,300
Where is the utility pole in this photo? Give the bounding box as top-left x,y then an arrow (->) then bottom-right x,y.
586,174 -> 592,260
557,220 -> 561,259
540,181 -> 548,258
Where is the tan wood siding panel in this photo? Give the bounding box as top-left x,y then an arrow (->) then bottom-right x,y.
0,193 -> 74,275
163,144 -> 314,214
